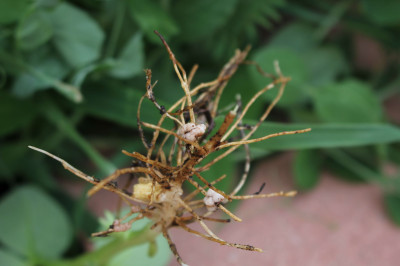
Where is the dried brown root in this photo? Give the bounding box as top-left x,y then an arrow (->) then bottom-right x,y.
217,128 -> 312,150
28,146 -> 146,205
184,174 -> 227,202
231,190 -> 297,200
162,225 -> 186,266
230,95 -> 251,196
87,166 -> 152,197
176,220 -> 262,252
29,32 -> 314,266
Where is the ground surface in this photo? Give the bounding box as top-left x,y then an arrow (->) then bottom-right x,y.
61,151 -> 400,266
167,153 -> 400,266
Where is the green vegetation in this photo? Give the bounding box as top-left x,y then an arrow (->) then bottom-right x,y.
0,0 -> 399,265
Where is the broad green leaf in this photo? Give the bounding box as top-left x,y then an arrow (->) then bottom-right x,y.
81,86 -> 169,129
388,145 -> 400,165
233,145 -> 271,161
12,73 -> 43,97
49,2 -> 104,68
0,140 -> 31,179
35,0 -> 60,9
21,157 -> 57,190
147,240 -> 157,257
70,60 -> 115,88
172,0 -> 239,42
314,1 -> 351,40
11,46 -> 71,99
16,9 -> 53,50
384,194 -> 400,226
268,23 -> 348,87
145,55 -> 184,103
0,249 -> 27,266
248,122 -> 400,151
311,79 -> 383,123
129,0 -> 179,42
268,22 -> 317,53
217,68 -> 264,119
0,0 -> 31,25
293,150 -> 321,190
81,86 -> 143,127
109,33 -> 144,79
362,0 -> 400,25
250,47 -> 309,107
198,150 -> 235,194
304,47 -> 348,86
107,234 -> 170,266
93,213 -> 170,266
0,92 -> 36,136
43,102 -> 117,175
0,186 -> 72,259
325,148 -> 380,183
326,157 -> 366,183
206,0 -> 284,60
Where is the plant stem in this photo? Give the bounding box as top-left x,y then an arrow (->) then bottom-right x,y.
0,50 -> 82,102
43,101 -> 117,175
44,226 -> 160,266
105,0 -> 125,58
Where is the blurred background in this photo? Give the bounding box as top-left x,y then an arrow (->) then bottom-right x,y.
0,0 -> 399,265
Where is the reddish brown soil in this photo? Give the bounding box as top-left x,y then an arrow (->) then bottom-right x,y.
168,153 -> 400,266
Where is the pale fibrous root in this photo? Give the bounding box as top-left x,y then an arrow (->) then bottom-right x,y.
29,31 -> 311,266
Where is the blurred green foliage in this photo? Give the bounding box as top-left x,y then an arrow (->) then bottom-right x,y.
0,0 -> 400,265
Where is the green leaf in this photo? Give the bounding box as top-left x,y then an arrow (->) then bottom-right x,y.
384,193 -> 400,226
293,150 -> 321,190
91,214 -> 169,266
81,85 -> 169,129
106,233 -> 170,266
81,86 -> 142,127
147,240 -> 157,257
388,145 -> 400,165
21,157 -> 57,190
172,0 -> 238,42
206,0 -> 284,60
250,47 -> 309,106
129,0 -> 179,42
12,73 -> 43,97
43,102 -> 117,175
0,0 -> 31,25
304,47 -> 348,86
0,140 -> 32,179
268,23 -> 348,87
0,248 -> 27,266
198,150 -> 235,194
0,186 -> 72,259
16,9 -> 53,50
48,2 -> 104,68
326,156 -> 366,183
11,46 -> 70,98
109,33 -> 144,79
35,0 -> 60,9
0,45 -> 76,102
325,148 -> 381,183
362,0 -> 400,25
314,1 -> 351,40
311,79 -> 383,123
248,122 -> 400,151
217,68 -> 264,119
268,22 -> 317,53
70,60 -> 115,89
0,91 -> 36,136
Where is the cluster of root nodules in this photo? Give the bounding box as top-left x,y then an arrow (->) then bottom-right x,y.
29,31 -> 311,266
